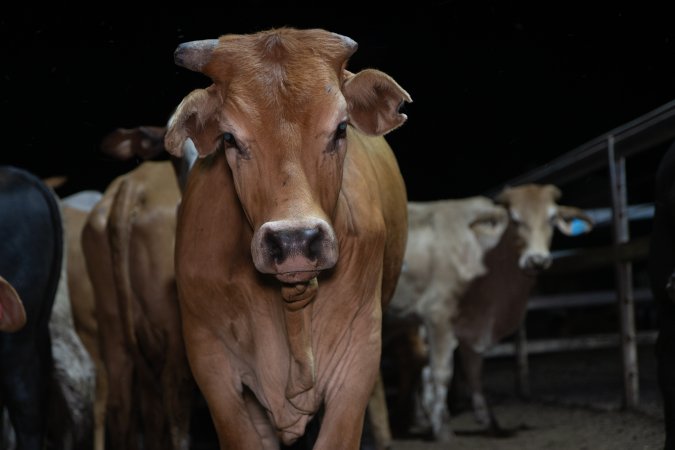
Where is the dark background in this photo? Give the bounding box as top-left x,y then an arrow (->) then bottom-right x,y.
2,3 -> 675,201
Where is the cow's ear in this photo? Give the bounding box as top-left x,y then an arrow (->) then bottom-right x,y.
545,184 -> 562,201
470,205 -> 509,250
555,205 -> 594,236
165,87 -> 222,158
0,276 -> 26,333
343,69 -> 412,136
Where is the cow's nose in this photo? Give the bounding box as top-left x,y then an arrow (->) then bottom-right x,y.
265,227 -> 322,264
523,254 -> 552,271
251,218 -> 339,281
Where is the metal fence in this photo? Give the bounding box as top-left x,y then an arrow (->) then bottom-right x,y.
483,97 -> 675,409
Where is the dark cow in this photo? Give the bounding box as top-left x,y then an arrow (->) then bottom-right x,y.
648,140 -> 675,450
164,27 -> 410,449
0,165 -> 63,450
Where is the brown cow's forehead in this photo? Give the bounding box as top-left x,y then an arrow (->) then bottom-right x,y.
208,30 -> 345,117
214,70 -> 345,143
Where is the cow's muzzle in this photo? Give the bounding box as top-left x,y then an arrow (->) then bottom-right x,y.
252,218 -> 338,283
519,252 -> 552,275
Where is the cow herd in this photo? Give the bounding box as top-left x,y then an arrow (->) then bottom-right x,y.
0,26 -> 671,450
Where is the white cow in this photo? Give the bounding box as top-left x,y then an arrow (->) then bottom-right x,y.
389,183 -> 593,442
382,195 -> 509,440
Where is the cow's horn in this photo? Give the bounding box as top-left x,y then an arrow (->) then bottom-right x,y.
174,39 -> 219,72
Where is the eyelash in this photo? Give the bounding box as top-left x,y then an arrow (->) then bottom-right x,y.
327,121 -> 348,153
222,132 -> 250,159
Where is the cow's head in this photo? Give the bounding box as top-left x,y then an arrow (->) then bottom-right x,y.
100,126 -> 198,192
0,275 -> 26,332
100,126 -> 167,161
495,183 -> 594,273
165,28 -> 411,284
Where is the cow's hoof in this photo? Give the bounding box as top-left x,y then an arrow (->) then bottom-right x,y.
433,425 -> 454,443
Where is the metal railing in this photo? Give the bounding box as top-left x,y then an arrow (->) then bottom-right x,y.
484,97 -> 675,409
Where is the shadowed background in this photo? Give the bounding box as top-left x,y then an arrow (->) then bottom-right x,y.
2,3 -> 675,201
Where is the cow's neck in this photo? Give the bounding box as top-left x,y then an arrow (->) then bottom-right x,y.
281,278 -> 318,411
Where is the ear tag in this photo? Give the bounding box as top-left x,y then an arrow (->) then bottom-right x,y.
569,218 -> 589,236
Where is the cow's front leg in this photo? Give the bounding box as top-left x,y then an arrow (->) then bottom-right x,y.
457,343 -> 492,427
313,318 -> 383,450
184,327 -> 277,450
421,313 -> 457,442
314,367 -> 376,450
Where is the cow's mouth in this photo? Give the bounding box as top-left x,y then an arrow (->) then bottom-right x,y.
276,270 -> 320,284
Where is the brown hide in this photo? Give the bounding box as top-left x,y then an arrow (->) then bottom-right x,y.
165,28 -> 410,449
82,161 -> 194,450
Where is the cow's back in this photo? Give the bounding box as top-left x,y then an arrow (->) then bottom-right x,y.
83,160 -> 191,450
0,167 -> 63,327
0,165 -> 63,450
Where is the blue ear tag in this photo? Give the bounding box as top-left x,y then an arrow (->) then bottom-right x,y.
569,218 -> 588,236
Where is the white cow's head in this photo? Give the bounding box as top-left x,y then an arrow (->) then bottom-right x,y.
164,28 -> 411,285
495,183 -> 594,273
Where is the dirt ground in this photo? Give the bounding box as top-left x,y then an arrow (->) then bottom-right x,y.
387,343 -> 665,450
189,342 -> 666,449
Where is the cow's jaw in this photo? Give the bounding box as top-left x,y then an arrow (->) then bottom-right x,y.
251,217 -> 338,283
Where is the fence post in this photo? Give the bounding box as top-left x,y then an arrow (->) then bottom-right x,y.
607,134 -> 640,409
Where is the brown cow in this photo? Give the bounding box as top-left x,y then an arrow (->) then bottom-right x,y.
82,160 -> 194,450
163,27 -> 411,449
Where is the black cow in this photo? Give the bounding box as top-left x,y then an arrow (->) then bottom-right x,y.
0,165 -> 63,450
648,140 -> 675,450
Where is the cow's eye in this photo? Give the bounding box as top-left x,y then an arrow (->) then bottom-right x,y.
327,121 -> 348,154
221,132 -> 250,160
335,121 -> 348,140
222,132 -> 237,148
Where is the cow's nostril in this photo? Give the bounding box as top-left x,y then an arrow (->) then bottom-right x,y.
265,227 -> 323,264
264,232 -> 284,263
304,228 -> 321,261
